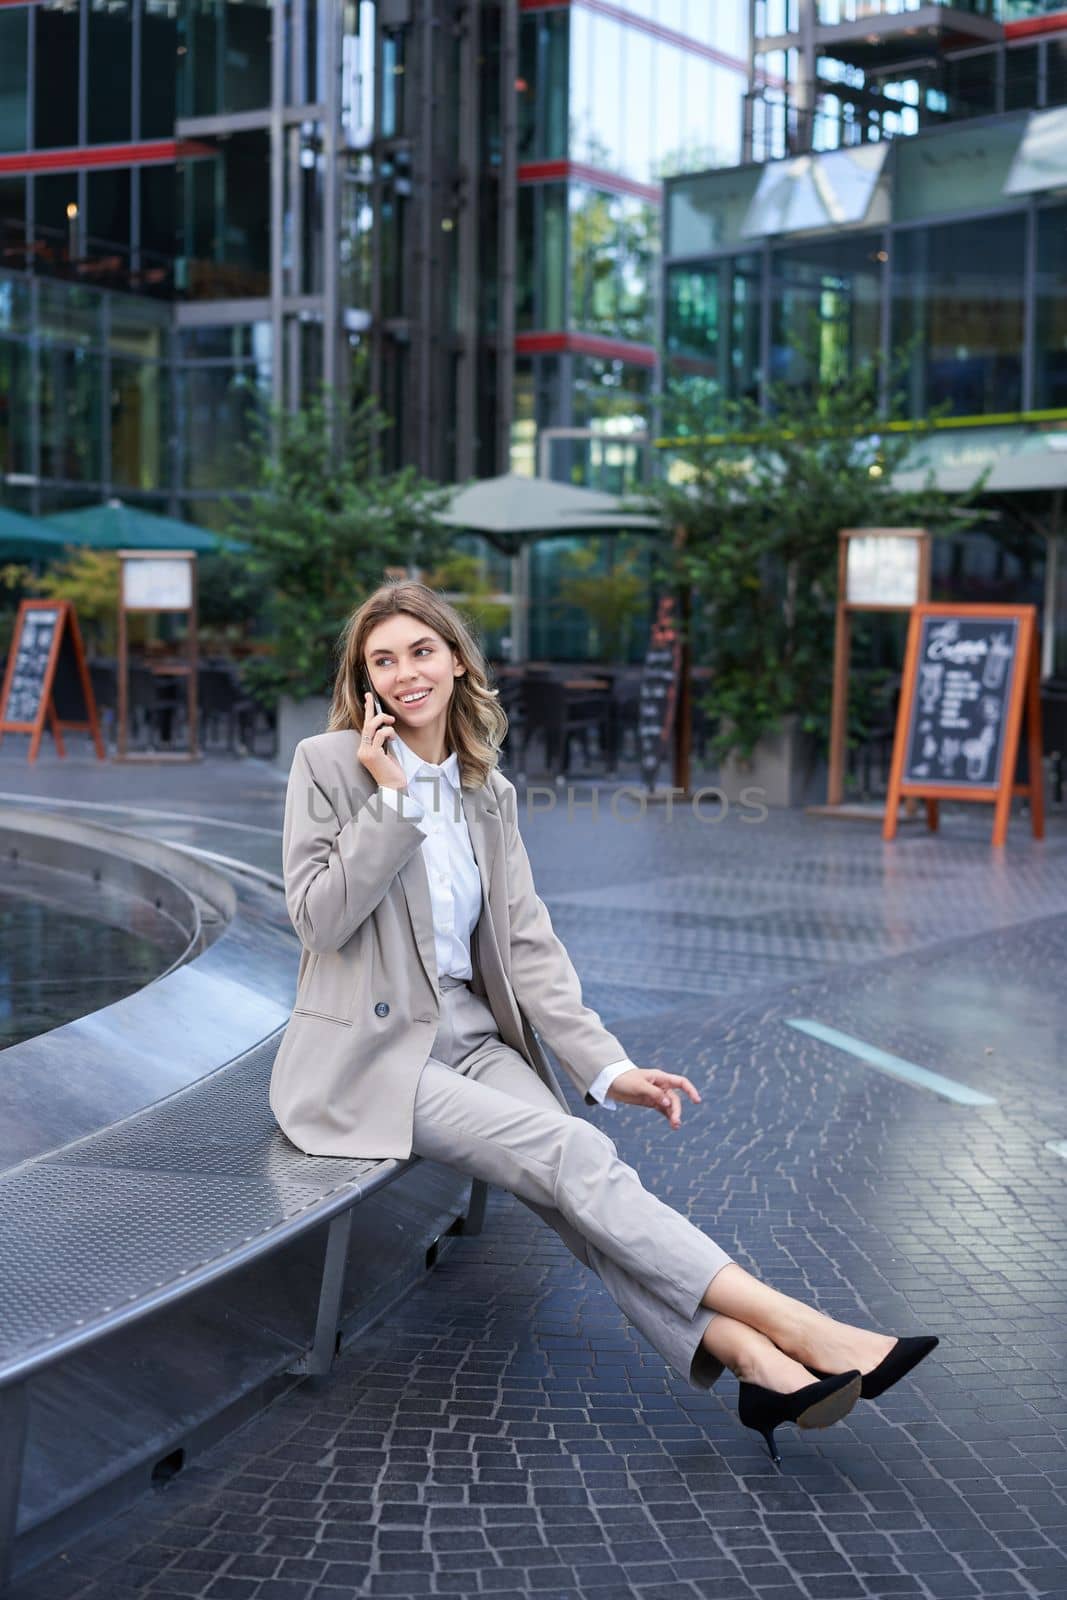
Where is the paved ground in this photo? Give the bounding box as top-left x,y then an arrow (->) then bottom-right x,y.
4,740 -> 1067,1600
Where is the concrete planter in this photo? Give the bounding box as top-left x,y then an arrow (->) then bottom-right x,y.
275,693 -> 332,774
717,715 -> 827,809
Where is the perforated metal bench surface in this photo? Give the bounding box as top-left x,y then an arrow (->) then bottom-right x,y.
0,1033 -> 397,1389
0,1032 -> 458,1589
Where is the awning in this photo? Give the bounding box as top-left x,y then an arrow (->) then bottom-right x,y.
1003,107 -> 1067,198
893,421 -> 1067,494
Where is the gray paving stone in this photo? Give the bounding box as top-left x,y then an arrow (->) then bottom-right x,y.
5,754 -> 1067,1600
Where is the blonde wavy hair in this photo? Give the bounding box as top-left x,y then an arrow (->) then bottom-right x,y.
326,580 -> 508,789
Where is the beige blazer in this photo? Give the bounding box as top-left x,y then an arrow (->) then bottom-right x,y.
269,730 -> 628,1159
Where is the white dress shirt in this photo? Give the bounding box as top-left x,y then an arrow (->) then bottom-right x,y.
377,734 -> 636,1109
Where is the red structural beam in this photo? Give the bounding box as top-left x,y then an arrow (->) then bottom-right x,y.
519,159 -> 662,205
1004,10 -> 1067,37
515,330 -> 657,367
0,140 -> 215,176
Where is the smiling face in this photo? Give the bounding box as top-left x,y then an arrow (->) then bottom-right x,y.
362,614 -> 466,746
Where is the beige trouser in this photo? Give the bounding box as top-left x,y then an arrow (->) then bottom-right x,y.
410,976 -> 733,1389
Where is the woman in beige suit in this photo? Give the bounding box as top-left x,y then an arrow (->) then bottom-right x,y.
272,580 -> 938,1465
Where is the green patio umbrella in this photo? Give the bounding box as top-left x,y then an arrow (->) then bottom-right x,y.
0,506 -> 70,562
45,498 -> 244,553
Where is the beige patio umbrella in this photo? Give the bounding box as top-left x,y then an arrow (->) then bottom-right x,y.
435,472 -> 661,659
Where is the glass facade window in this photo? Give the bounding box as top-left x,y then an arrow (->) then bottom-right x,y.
770,234 -> 883,393
40,346 -> 103,483
89,0 -> 133,145
0,178 -> 26,266
665,254 -> 762,406
111,358 -> 166,490
571,355 -> 651,433
177,0 -> 271,119
87,170 -> 132,259
516,182 -> 566,330
569,4 -> 744,182
518,10 -> 568,162
35,3 -> 79,150
666,166 -> 765,258
37,282 -> 102,348
893,118 -> 1027,221
0,11 -> 28,153
380,30 -> 405,140
177,320 -> 271,493
1035,204 -> 1067,411
892,214 -> 1027,418
569,186 -> 656,342
142,4 -> 178,138
0,338 -> 34,477
178,134 -> 270,299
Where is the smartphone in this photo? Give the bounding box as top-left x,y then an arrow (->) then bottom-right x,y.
360,673 -> 387,724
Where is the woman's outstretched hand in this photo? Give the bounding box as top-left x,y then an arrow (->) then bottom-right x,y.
606,1067 -> 701,1129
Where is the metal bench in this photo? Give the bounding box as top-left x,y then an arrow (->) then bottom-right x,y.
0,1031 -> 487,1591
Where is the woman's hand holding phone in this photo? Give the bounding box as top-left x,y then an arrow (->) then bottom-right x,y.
358,690 -> 408,790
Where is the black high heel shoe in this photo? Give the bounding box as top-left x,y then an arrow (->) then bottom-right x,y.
737,1369 -> 862,1466
808,1335 -> 939,1401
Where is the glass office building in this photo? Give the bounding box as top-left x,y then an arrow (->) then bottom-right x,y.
0,0 -> 515,519
512,0 -> 748,491
663,4 -> 1067,672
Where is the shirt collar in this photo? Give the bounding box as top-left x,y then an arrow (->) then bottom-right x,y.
392,732 -> 462,794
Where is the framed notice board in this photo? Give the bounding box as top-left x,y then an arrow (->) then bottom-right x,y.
0,599 -> 104,763
637,592 -> 682,792
883,603 -> 1044,847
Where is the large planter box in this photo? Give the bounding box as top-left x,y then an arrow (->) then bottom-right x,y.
717,715 -> 827,809
275,693 -> 332,774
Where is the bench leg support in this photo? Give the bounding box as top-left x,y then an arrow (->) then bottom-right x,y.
461,1178 -> 489,1236
0,1383 -> 28,1593
289,1210 -> 354,1379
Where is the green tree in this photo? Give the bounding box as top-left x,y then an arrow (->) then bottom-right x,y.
642,362 -> 983,763
421,551 -> 511,641
558,541 -> 646,661
29,548 -> 120,654
221,392 -> 453,705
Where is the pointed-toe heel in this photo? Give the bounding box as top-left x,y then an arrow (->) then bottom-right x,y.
737,1370 -> 862,1467
809,1335 -> 939,1401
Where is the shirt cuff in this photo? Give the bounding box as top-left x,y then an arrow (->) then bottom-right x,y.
377,784 -> 429,834
586,1057 -> 638,1111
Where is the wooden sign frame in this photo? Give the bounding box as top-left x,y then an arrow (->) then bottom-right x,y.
883,602 -> 1044,848
115,548 -> 200,763
827,528 -> 931,807
0,598 -> 105,763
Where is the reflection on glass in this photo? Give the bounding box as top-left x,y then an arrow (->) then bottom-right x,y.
0,339 -> 34,477
88,1 -> 132,144
178,0 -> 270,117
665,255 -> 762,408
568,5 -> 743,182
178,133 -> 269,299
892,214 -> 1025,418
770,234 -> 882,392
1035,203 -> 1067,410
0,12 -> 28,154
111,360 -> 166,490
35,3 -> 79,149
40,346 -> 103,482
569,186 -> 656,342
180,365 -> 267,491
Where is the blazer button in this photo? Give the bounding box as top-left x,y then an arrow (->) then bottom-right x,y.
374,1001 -> 390,1018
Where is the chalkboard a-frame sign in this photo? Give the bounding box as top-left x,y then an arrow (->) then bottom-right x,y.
883,603 -> 1044,848
637,592 -> 683,792
0,599 -> 105,763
